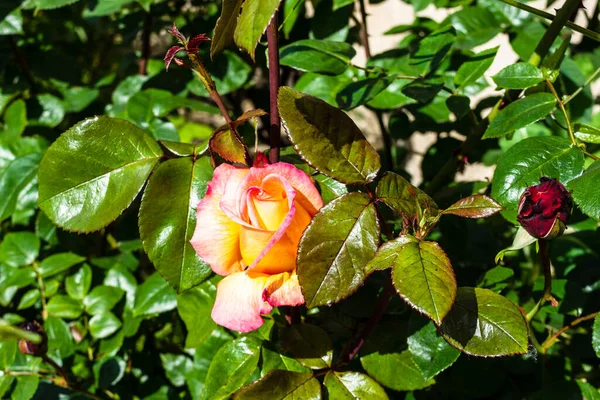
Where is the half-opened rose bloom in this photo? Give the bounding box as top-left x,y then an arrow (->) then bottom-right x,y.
517,177 -> 572,240
190,156 -> 323,332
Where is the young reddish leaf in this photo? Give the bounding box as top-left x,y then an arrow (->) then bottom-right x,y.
443,194 -> 503,218
209,125 -> 250,165
168,23 -> 186,42
164,46 -> 184,71
187,33 -> 211,52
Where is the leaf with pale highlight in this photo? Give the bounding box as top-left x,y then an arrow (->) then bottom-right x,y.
443,194 -> 503,218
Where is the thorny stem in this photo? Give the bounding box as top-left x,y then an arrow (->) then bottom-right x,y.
138,12 -> 152,75
188,53 -> 232,124
267,14 -> 281,164
541,311 -> 600,352
425,0 -> 581,195
563,66 -> 600,105
498,0 -> 600,43
526,240 -> 557,322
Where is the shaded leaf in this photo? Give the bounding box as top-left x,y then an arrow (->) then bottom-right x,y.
280,40 -> 356,75
297,193 -> 379,308
0,153 -> 41,222
455,47 -> 498,89
410,26 -> 455,75
376,172 -> 438,221
89,312 -> 122,339
235,370 -> 320,400
280,324 -> 332,370
336,78 -> 393,110
569,161 -> 600,219
361,350 -> 433,391
177,277 -> 218,348
593,314 -> 600,358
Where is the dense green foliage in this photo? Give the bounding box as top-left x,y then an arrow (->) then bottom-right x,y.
1,0 -> 600,398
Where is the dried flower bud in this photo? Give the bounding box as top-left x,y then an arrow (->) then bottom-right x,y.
517,177 -> 572,240
18,321 -> 48,357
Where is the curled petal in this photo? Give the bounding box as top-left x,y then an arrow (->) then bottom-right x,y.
190,163 -> 248,276
264,163 -> 323,215
164,46 -> 184,71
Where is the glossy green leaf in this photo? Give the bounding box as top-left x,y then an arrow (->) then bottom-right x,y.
279,86 -> 381,184
0,341 -> 16,369
0,232 -> 40,267
65,264 -> 92,300
280,40 -> 356,76
365,235 -> 413,274
574,123 -> 600,144
45,316 -> 73,359
443,194 -> 503,218
361,350 -> 433,391
478,266 -> 514,291
280,324 -> 332,370
47,295 -> 84,319
3,99 -> 26,139
336,78 -> 392,110
35,0 -> 80,10
593,314 -> 600,358
236,370 -> 320,400
84,285 -> 125,315
376,172 -> 438,221
569,161 -> 600,219
392,240 -> 457,324
410,26 -> 455,74
491,136 -> 584,210
28,94 -> 65,128
133,273 -> 177,317
324,371 -> 388,400
89,312 -> 122,339
260,347 -> 310,376
186,329 -> 233,397
407,317 -> 460,380
104,264 -> 137,309
38,116 -> 163,232
483,93 -> 556,139
297,193 -> 379,308
139,156 -> 213,293
455,47 -> 498,89
0,153 -> 41,222
492,62 -> 544,89
11,375 -> 38,400
38,252 -> 86,278
201,336 -> 262,400
177,277 -> 217,348
233,0 -> 280,59
17,289 -> 40,310
211,0 -> 244,57
440,287 -> 529,356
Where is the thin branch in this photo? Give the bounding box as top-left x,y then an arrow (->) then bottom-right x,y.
138,12 -> 152,75
541,311 -> 600,352
357,0 -> 371,59
545,78 -> 577,146
526,240 -> 557,322
267,14 -> 281,164
563,66 -> 600,105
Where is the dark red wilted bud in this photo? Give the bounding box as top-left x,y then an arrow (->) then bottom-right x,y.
18,321 -> 48,357
517,177 -> 572,240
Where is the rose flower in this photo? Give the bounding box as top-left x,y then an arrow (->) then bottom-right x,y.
191,155 -> 323,332
517,177 -> 572,240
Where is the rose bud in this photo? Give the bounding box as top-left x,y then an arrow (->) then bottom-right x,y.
18,321 -> 48,357
517,177 -> 572,240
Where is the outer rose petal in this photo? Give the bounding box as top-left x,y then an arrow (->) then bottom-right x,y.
211,271 -> 272,332
211,270 -> 304,332
190,164 -> 248,276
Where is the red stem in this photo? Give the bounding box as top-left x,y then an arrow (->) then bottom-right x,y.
267,14 -> 281,164
138,13 -> 152,75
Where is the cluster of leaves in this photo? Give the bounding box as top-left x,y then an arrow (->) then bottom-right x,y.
1,0 -> 600,398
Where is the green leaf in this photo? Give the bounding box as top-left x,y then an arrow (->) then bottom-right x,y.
297,193 -> 378,308
574,123 -> 600,144
3,100 -> 27,139
11,375 -> 38,400
0,9 -> 22,35
236,370 -> 321,400
104,265 -> 137,309
439,287 -> 529,356
455,47 -> 498,89
324,371 -> 389,399
361,350 -> 433,391
478,266 -> 514,291
28,94 -> 65,128
47,295 -> 84,319
391,239 -> 457,324
35,0 -> 80,10
186,329 -> 233,397
17,289 -> 40,310
450,6 -> 503,48
188,51 -> 252,98
211,0 -> 244,57
85,0 -> 135,16
401,77 -> 444,103
278,86 -> 381,184
260,347 -> 310,376
177,277 -> 218,348
365,235 -> 413,274
491,136 -> 584,210
314,174 -> 348,204
494,227 -> 536,264
407,317 -> 460,380
233,0 -> 281,59
376,172 -> 438,221
569,161 -> 600,219
38,252 -> 86,278
446,95 -> 470,119
336,78 -> 392,110
482,93 -> 556,139
38,116 -> 163,233
283,0 -> 304,38
0,232 -> 40,267
89,312 -> 122,339
133,273 -> 177,317
593,314 -> 600,358
45,316 -> 74,359
280,324 -> 332,370
65,264 -> 92,300
410,26 -> 455,75
280,40 -> 356,76
201,336 -> 262,400
492,62 -> 544,89
84,285 -> 125,315
139,156 -> 213,293
0,341 -> 16,369
443,194 -> 503,218
0,153 -> 41,222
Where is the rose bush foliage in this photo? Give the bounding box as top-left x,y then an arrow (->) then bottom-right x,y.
0,0 -> 599,398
